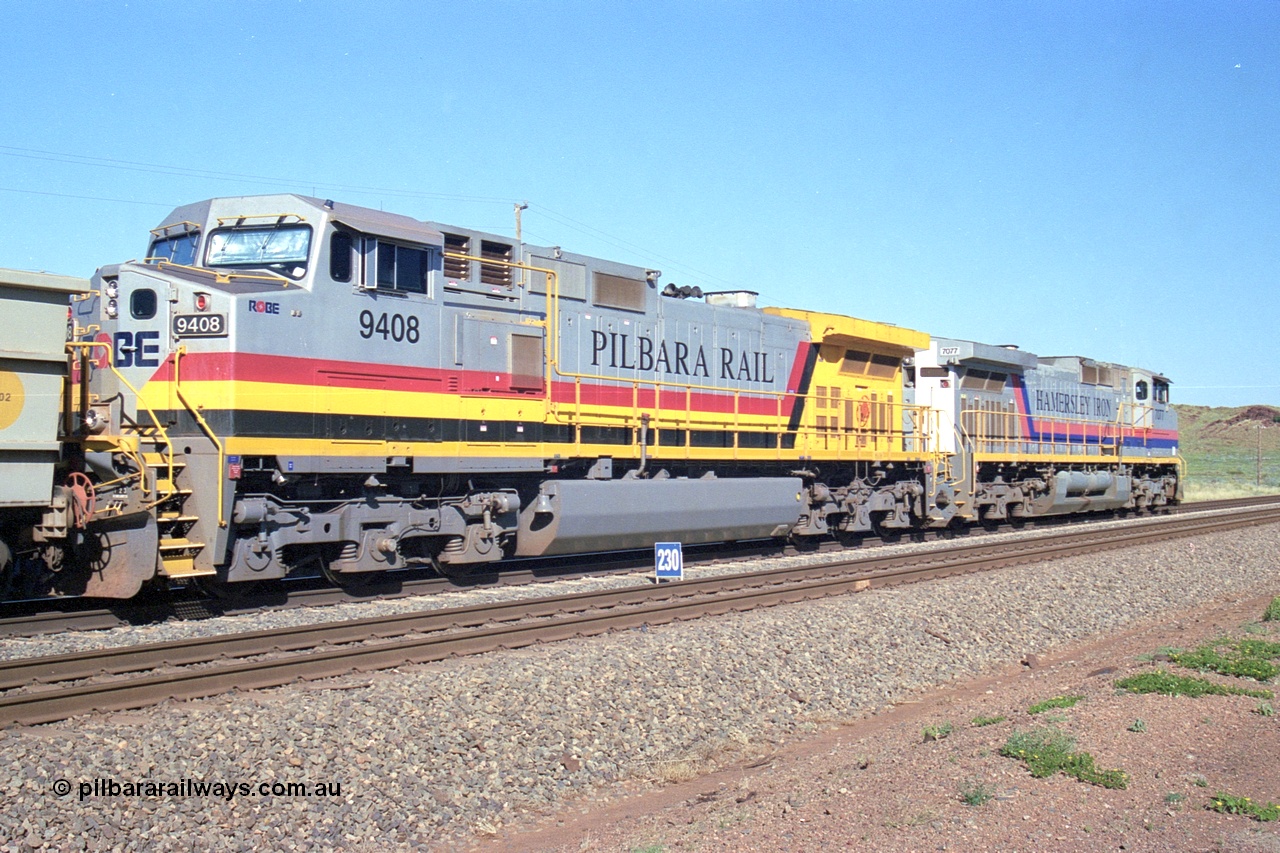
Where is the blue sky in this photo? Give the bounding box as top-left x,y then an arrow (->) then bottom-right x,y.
1,1 -> 1276,407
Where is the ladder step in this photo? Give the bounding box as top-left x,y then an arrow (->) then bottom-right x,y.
159,537 -> 203,552
159,555 -> 215,578
142,452 -> 186,469
158,537 -> 212,578
158,512 -> 199,523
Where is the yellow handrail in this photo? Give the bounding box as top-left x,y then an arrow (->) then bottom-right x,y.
142,260 -> 292,287
214,212 -> 306,226
173,345 -> 227,528
65,340 -> 176,511
442,252 -> 941,464
150,220 -> 200,237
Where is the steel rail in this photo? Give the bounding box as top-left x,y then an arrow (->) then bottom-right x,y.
2,505 -> 1278,727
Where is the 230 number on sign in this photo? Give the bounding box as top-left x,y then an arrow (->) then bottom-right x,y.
654,542 -> 683,580
359,310 -> 420,344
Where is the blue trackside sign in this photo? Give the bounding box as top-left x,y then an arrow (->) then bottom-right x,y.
654,541 -> 683,581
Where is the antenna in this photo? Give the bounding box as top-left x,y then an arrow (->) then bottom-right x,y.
515,201 -> 529,287
514,201 -> 529,243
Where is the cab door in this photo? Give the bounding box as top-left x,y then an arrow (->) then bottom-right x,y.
1131,370 -> 1154,430
112,267 -> 175,420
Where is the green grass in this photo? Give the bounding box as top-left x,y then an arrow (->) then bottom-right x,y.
922,722 -> 953,742
1169,637 -> 1280,682
1207,792 -> 1280,821
970,714 -> 1007,727
1028,695 -> 1085,715
959,782 -> 994,807
1000,727 -> 1128,789
1115,670 -> 1273,699
1264,596 -> 1280,623
1136,645 -> 1183,662
1175,404 -> 1280,494
1182,480 -> 1280,500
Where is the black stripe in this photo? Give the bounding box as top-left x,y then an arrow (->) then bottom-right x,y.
155,409 -> 576,444
784,343 -> 821,433
153,409 -> 786,451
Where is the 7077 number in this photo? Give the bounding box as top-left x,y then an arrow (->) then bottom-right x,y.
359,310 -> 420,344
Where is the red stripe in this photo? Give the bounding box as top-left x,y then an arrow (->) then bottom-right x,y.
154,351 -> 792,416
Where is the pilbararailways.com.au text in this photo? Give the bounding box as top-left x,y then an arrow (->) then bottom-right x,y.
53,777 -> 343,802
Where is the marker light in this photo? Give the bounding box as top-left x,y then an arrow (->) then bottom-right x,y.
104,281 -> 119,299
106,298 -> 119,319
195,292 -> 210,311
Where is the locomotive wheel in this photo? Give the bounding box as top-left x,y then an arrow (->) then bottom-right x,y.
979,508 -> 1001,532
938,517 -> 967,539
870,514 -> 901,543
832,528 -> 863,548
320,562 -> 382,590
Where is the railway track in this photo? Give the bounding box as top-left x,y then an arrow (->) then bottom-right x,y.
2,501 -> 1278,728
3,495 -> 1276,640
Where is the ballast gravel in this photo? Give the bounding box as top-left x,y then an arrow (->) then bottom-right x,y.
2,513 -> 1278,851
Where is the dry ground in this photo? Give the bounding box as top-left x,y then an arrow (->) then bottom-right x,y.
477,591 -> 1280,852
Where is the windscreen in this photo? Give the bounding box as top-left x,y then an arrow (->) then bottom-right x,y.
147,231 -> 200,265
207,225 -> 311,277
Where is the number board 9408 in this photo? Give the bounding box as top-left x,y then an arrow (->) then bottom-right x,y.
173,314 -> 228,337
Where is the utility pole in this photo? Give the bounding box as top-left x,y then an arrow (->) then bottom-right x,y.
1260,422 -> 1265,487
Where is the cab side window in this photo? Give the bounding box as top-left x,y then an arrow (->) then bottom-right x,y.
330,231 -> 353,283
375,241 -> 431,295
131,288 -> 157,320
1135,380 -> 1149,401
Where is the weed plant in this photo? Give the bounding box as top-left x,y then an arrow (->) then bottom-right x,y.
1171,637 -> 1280,681
1115,670 -> 1273,699
1264,596 -> 1280,623
959,782 -> 994,806
922,723 -> 953,742
1028,695 -> 1084,715
1000,727 -> 1128,789
970,715 -> 1006,727
1207,792 -> 1280,821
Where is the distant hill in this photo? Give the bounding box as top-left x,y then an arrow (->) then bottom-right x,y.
1174,404 -> 1280,497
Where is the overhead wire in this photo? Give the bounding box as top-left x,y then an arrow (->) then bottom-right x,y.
0,144 -> 730,285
